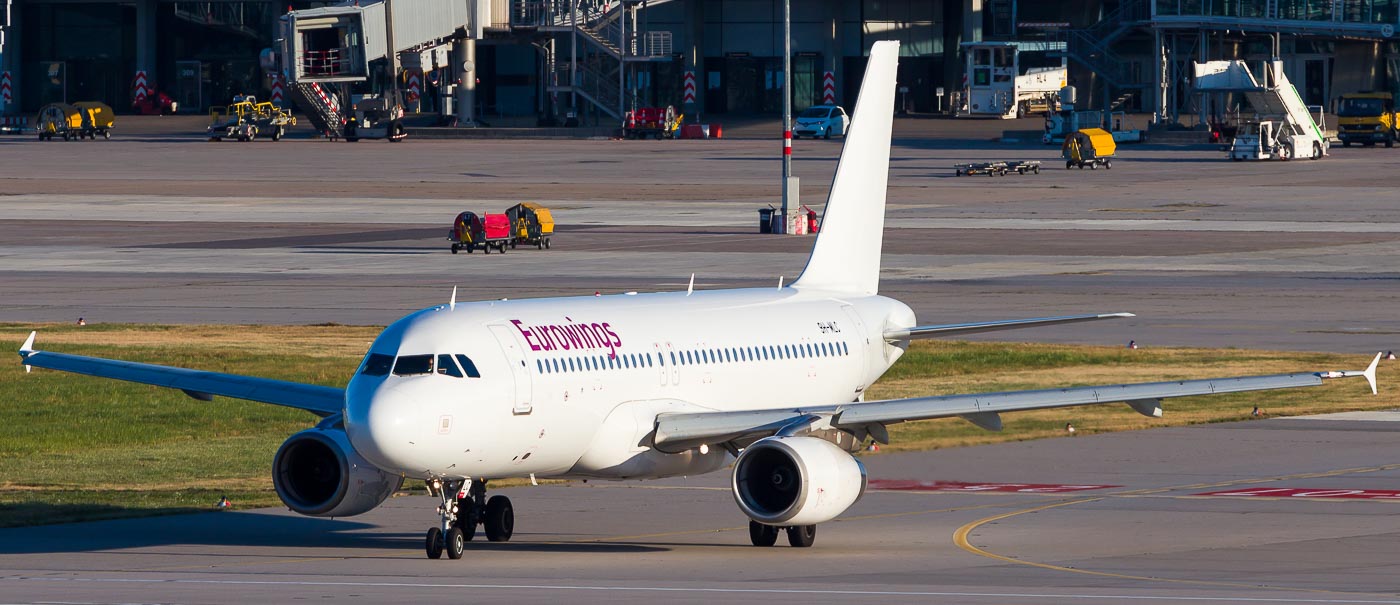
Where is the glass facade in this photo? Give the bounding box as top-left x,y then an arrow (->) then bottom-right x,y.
1155,0 -> 1399,23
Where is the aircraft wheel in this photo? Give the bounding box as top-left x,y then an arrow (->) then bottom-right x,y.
749,521 -> 779,547
426,527 -> 444,559
483,495 -> 514,542
445,527 -> 466,559
786,524 -> 817,548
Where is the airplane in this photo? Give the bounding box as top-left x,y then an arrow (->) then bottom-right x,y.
17,40 -> 1381,560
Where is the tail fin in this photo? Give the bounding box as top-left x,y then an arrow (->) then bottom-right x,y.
791,40 -> 899,296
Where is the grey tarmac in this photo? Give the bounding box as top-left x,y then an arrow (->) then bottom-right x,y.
1,122 -> 1398,351
3,119 -> 1400,604
5,414 -> 1400,604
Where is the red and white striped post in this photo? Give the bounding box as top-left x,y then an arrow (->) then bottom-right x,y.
822,71 -> 835,104
132,71 -> 151,105
0,71 -> 12,113
269,73 -> 286,107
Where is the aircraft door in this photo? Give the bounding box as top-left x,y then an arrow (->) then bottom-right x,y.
488,324 -> 533,415
654,343 -> 667,386
840,305 -> 871,394
666,342 -> 679,385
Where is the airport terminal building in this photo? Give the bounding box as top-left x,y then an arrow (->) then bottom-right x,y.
1,0 -> 1398,127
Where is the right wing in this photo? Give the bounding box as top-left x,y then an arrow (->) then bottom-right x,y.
18,331 -> 343,417
883,313 -> 1134,341
653,354 -> 1381,453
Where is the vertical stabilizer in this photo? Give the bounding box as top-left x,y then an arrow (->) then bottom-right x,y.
791,41 -> 899,295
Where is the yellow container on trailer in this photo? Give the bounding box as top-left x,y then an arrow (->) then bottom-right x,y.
37,103 -> 83,132
523,202 -> 554,235
1062,128 -> 1117,163
73,102 -> 115,129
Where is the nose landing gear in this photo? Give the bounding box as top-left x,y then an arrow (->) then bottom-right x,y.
425,477 -> 515,559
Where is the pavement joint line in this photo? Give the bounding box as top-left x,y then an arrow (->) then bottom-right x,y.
8,576 -> 1400,603
589,499 -> 1015,543
952,462 -> 1400,598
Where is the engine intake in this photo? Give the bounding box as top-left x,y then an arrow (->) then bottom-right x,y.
273,427 -> 402,517
732,436 -> 867,526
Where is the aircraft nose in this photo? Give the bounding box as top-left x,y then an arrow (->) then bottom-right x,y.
345,378 -> 434,474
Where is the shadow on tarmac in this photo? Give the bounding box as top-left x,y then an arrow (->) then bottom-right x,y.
0,508 -> 669,555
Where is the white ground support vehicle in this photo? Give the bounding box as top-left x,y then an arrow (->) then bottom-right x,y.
1196,60 -> 1328,162
956,42 -> 1065,119
1229,119 -> 1326,161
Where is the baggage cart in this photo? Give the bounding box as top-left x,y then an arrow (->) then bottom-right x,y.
37,102 -> 113,141
953,161 -> 1009,177
1062,128 -> 1116,169
448,211 -> 511,254
505,202 -> 555,250
622,105 -> 683,140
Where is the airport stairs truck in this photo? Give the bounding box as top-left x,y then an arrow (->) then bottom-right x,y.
1194,60 -> 1329,161
266,0 -> 491,140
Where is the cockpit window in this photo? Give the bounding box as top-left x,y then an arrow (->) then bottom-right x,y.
437,354 -> 464,377
455,354 -> 482,378
361,353 -> 394,376
393,354 -> 434,376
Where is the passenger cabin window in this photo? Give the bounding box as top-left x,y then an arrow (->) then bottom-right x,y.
393,354 -> 434,376
455,354 -> 481,378
361,353 -> 394,376
437,354 -> 464,377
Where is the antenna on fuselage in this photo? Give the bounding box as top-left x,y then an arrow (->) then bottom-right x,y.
449,286 -> 457,311
778,276 -> 784,289
687,273 -> 695,296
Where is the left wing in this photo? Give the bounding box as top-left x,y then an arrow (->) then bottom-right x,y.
652,354 -> 1381,453
18,331 -> 343,417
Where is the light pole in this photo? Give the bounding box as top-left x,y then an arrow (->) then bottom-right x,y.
779,0 -> 796,234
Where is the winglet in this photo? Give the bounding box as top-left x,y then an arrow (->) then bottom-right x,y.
1365,351 -> 1381,395
1318,352 -> 1382,395
19,331 -> 36,374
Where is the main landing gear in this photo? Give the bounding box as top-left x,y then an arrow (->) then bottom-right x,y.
425,478 -> 514,559
749,520 -> 817,547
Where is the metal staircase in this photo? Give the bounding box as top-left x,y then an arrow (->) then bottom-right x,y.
288,81 -> 345,138
515,0 -> 674,121
1058,0 -> 1151,96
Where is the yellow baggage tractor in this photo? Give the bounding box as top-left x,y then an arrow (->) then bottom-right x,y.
505,202 -> 555,249
1062,127 -> 1116,170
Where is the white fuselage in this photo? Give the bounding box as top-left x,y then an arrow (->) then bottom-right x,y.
344,287 -> 913,483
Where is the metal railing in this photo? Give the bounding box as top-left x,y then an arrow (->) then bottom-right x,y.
299,48 -> 352,78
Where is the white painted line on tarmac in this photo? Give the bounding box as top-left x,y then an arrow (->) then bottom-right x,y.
5,576 -> 1400,603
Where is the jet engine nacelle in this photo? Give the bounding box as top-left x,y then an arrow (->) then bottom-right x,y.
273,427 -> 403,517
731,435 -> 867,526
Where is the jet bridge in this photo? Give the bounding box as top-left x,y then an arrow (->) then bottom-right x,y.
273,0 -> 490,137
280,0 -> 487,83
